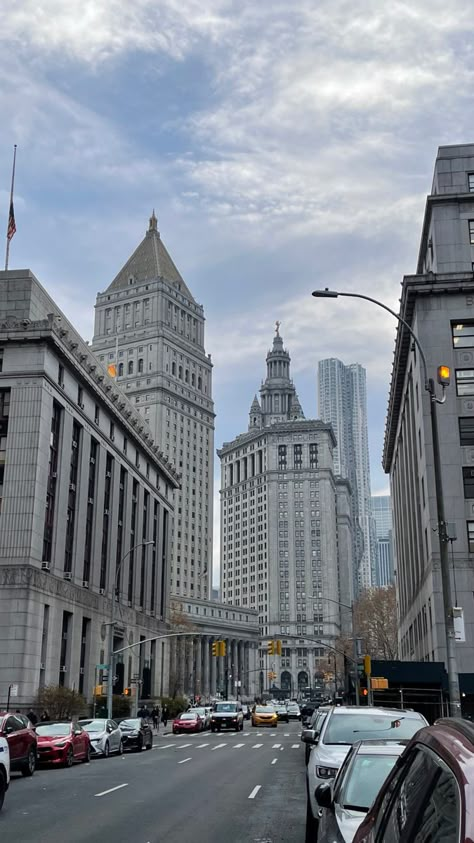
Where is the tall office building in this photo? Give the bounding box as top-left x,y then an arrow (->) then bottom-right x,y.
318,358 -> 375,594
92,213 -> 214,600
218,327 -> 353,695
383,143 -> 474,676
371,495 -> 394,586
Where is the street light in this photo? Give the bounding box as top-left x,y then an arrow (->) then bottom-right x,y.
312,288 -> 461,715
324,595 -> 360,705
106,540 -> 155,720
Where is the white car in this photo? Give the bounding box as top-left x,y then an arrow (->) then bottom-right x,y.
79,718 -> 123,757
0,735 -> 10,811
287,702 -> 301,720
190,707 -> 211,729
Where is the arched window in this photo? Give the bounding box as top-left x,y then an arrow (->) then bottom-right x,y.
138,358 -> 144,373
172,362 -> 176,375
185,369 -> 189,383
178,365 -> 183,379
128,361 -> 134,375
197,376 -> 202,390
118,362 -> 124,376
191,373 -> 195,387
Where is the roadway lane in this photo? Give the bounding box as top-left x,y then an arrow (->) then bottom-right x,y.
0,722 -> 306,843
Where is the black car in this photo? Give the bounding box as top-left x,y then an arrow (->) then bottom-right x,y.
118,718 -> 153,752
275,704 -> 289,723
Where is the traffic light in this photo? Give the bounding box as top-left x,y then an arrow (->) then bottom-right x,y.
123,687 -> 131,696
437,365 -> 450,386
219,640 -> 227,657
268,641 -> 275,656
212,641 -> 218,657
275,640 -> 282,656
363,655 -> 371,676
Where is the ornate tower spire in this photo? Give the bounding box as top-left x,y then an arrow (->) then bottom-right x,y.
249,394 -> 262,430
149,209 -> 158,232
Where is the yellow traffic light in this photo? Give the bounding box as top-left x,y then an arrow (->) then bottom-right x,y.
94,684 -> 103,696
437,365 -> 450,386
219,640 -> 227,657
212,641 -> 218,657
363,655 -> 371,675
123,687 -> 131,696
267,641 -> 275,656
275,639 -> 282,656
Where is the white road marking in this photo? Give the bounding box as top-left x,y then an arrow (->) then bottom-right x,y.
284,733 -> 290,737
211,743 -> 227,751
272,758 -> 278,765
178,757 -> 192,764
156,744 -> 174,749
291,744 -> 299,749
196,743 -> 209,748
233,743 -> 245,748
252,744 -> 263,749
248,785 -> 261,799
176,744 -> 192,749
95,783 -> 128,798
272,744 -> 281,749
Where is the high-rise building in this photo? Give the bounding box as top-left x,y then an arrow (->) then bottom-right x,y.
383,143 -> 474,676
371,495 -> 394,586
92,213 -> 214,600
218,327 -> 353,696
318,358 -> 375,594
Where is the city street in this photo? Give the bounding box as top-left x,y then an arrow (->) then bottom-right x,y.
0,722 -> 306,843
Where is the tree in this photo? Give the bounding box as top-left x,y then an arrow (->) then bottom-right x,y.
36,685 -> 87,720
353,585 -> 398,660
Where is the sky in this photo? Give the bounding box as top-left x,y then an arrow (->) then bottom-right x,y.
2,1 -> 474,584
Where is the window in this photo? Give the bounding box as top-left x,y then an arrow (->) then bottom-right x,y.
58,364 -> 64,387
469,173 -> 474,193
278,445 -> 287,470
467,521 -> 474,552
118,362 -> 123,376
459,417 -> 474,445
294,444 -> 302,469
94,404 -> 99,425
463,467 -> 474,498
138,358 -> 143,373
128,361 -> 134,375
309,443 -> 318,469
455,369 -> 474,395
453,321 -> 474,348
470,220 -> 474,244
414,764 -> 459,841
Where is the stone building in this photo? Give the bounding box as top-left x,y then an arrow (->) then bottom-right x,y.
0,269 -> 179,707
91,213 -> 214,600
218,327 -> 353,696
383,143 -> 474,678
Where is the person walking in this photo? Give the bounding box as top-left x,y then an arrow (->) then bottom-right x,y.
40,710 -> 50,722
152,706 -> 160,731
27,709 -> 38,726
161,704 -> 169,728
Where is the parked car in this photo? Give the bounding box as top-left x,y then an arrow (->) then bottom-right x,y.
188,708 -> 211,730
302,706 -> 428,841
36,721 -> 91,767
353,717 -> 474,843
304,705 -> 331,765
275,704 -> 289,723
252,705 -> 278,728
0,736 -> 10,811
287,702 -> 301,720
79,718 -> 123,757
301,702 -> 318,726
210,702 -> 244,732
0,712 -> 37,776
315,740 -> 407,842
173,711 -> 204,734
118,717 -> 153,751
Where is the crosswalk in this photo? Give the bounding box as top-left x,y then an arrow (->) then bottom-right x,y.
154,741 -> 300,752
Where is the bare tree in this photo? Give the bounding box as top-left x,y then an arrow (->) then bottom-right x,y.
353,585 -> 398,660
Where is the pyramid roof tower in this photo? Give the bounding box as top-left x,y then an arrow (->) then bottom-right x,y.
105,211 -> 195,301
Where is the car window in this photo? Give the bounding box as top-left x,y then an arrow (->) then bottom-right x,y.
340,754 -> 400,812
323,713 -> 424,744
110,721 -> 118,730
215,703 -> 237,712
412,763 -> 459,842
6,716 -> 20,732
378,749 -> 440,842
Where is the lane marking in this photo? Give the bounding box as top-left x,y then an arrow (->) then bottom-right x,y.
211,743 -> 227,751
284,733 -> 290,737
248,785 -> 261,799
272,744 -> 281,749
252,744 -> 263,749
272,758 -> 278,765
95,783 -> 128,798
176,743 -> 192,749
291,744 -> 299,749
233,743 -> 245,748
196,743 -> 209,748
156,744 -> 174,749
178,757 -> 192,764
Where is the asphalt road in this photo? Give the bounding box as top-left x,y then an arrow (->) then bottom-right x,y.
0,721 -> 306,843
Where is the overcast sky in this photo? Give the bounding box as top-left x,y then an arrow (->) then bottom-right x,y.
2,1 -> 473,583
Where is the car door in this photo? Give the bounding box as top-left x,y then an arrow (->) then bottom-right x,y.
73,724 -> 85,758
4,715 -> 22,764
374,748 -> 441,842
109,720 -> 120,751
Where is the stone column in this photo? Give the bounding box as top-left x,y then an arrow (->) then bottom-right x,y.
210,639 -> 217,696
231,640 -> 238,698
203,636 -> 210,699
217,643 -> 224,696
195,636 -> 202,700
178,638 -> 185,695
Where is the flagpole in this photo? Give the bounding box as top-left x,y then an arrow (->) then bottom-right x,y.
5,144 -> 17,271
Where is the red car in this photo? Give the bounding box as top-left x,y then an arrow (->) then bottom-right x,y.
0,712 -> 37,776
36,721 -> 91,767
353,717 -> 474,842
173,712 -> 204,734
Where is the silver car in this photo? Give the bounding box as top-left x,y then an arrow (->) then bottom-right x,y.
79,718 -> 123,757
302,706 -> 428,840
190,707 -> 211,730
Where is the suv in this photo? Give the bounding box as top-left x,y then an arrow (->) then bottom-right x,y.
210,702 -> 244,732
0,736 -> 10,810
302,706 -> 428,840
0,713 -> 37,776
353,718 -> 474,842
304,704 -> 331,765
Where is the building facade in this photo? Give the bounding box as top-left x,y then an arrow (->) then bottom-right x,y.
318,358 -> 376,593
0,269 -> 180,707
218,328 -> 353,696
371,495 -> 394,586
92,213 -> 214,600
383,143 -> 474,673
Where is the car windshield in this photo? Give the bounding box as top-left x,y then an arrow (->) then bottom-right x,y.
192,709 -> 206,716
81,720 -> 106,732
215,703 -> 236,712
179,713 -> 198,720
36,723 -> 70,737
324,714 -> 423,744
340,754 -> 400,811
256,706 -> 273,713
120,719 -> 141,728
288,704 -> 299,709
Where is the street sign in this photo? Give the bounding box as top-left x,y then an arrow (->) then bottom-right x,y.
9,684 -> 18,697
96,663 -> 109,670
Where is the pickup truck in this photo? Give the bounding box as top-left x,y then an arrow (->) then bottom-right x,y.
210,702 -> 244,732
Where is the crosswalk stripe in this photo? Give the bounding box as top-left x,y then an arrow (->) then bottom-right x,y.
156,744 -> 174,749
233,743 -> 244,749
284,733 -> 290,737
196,743 -> 209,748
211,743 -> 227,751
176,744 -> 192,749
252,744 -> 263,748
272,744 -> 281,748
291,744 -> 299,749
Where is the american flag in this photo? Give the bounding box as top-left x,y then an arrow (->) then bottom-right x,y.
7,201 -> 16,241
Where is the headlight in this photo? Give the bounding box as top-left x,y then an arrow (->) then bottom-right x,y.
54,742 -> 67,748
129,730 -> 139,736
316,766 -> 338,779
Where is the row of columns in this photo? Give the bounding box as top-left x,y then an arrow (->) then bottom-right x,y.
169,636 -> 258,700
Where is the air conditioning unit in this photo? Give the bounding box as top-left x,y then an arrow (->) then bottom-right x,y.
99,587 -> 105,595
69,483 -> 76,491
40,662 -> 45,671
88,497 -> 94,505
82,580 -> 89,589
63,572 -> 72,581
41,562 -> 50,572
90,457 -> 96,465
79,667 -> 84,675
106,471 -> 111,478
104,508 -> 109,516
72,441 -> 78,449
118,520 -> 122,527
51,471 -> 57,479
60,665 -> 67,673
128,600 -> 132,607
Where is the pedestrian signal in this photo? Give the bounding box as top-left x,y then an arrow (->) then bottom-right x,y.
123,687 -> 131,696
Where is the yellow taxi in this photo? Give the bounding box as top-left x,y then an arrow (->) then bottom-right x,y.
251,705 -> 278,727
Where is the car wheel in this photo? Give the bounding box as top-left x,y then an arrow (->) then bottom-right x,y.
83,744 -> 91,764
104,741 -> 110,758
118,740 -> 124,755
22,747 -> 36,777
305,792 -> 319,843
0,770 -> 6,812
65,746 -> 74,768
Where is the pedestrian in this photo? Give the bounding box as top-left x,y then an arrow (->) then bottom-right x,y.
40,710 -> 49,722
142,705 -> 150,722
27,709 -> 38,726
161,704 -> 169,728
137,706 -> 145,718
152,705 -> 160,731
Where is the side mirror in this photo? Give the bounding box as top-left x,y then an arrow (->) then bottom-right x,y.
315,783 -> 333,809
300,729 -> 318,744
